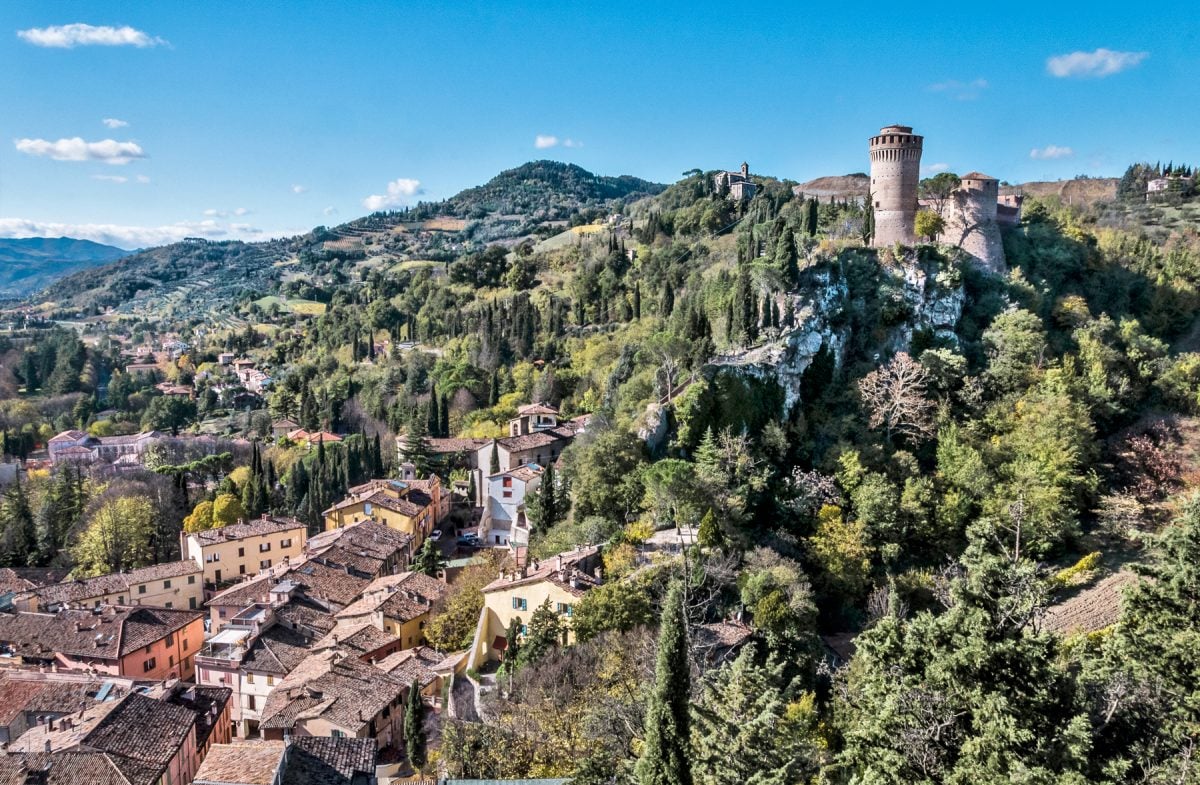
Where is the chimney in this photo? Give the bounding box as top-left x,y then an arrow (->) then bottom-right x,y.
593,566 -> 602,582
44,740 -> 51,754
555,555 -> 562,571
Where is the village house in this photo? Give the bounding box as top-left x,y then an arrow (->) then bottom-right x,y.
182,516 -> 308,592
471,403 -> 583,503
258,649 -> 408,747
712,162 -> 758,201
2,683 -> 231,785
372,645 -> 462,703
0,605 -> 207,680
0,568 -> 67,612
0,672 -> 130,745
285,428 -> 341,447
481,464 -> 543,547
270,417 -> 299,437
12,560 -> 203,613
321,478 -> 442,549
305,521 -> 414,580
333,572 -> 447,649
192,737 -> 378,785
205,561 -> 368,633
467,545 -> 602,669
47,429 -> 165,466
195,591 -> 337,738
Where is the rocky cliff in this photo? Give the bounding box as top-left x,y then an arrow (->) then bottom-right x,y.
711,248 -> 966,414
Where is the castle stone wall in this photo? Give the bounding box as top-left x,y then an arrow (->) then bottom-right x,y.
944,176 -> 1006,273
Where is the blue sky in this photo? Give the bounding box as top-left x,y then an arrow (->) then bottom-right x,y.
2,0 -> 1196,248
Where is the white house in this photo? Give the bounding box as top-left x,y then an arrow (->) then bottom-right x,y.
481,464 -> 543,547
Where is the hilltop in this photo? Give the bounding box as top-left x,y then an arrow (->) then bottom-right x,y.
0,237 -> 128,298
38,161 -> 664,317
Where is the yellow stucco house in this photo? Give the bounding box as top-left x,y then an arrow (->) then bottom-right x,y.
334,571 -> 447,649
12,560 -> 203,613
467,545 -> 601,669
321,478 -> 442,549
182,516 -> 308,591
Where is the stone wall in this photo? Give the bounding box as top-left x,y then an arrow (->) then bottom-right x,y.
869,126 -> 923,247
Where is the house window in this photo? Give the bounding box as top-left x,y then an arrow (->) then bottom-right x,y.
246,673 -> 254,684
502,477 -> 513,488
238,547 -> 245,558
240,565 -> 246,575
246,695 -> 256,710
143,657 -> 157,672
169,654 -> 175,667
259,543 -> 271,553
189,597 -> 197,609
163,580 -> 172,589
183,638 -> 189,651
281,538 -> 292,549
331,729 -> 346,739
502,491 -> 512,499
260,559 -> 271,569
117,596 -> 124,604
138,585 -> 147,595
165,602 -> 173,609
166,633 -> 174,646
188,575 -> 196,585
267,675 -> 274,686
219,608 -> 228,618
512,597 -> 528,611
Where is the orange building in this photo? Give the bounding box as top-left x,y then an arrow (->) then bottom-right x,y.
0,606 -> 207,681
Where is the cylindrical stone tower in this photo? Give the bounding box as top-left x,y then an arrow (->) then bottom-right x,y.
869,125 -> 923,247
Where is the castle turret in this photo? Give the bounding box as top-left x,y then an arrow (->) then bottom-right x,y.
868,125 -> 923,247
946,172 -> 1005,273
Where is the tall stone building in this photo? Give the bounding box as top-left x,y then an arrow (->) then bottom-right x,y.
868,125 -> 923,247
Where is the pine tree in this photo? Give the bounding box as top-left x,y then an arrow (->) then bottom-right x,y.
0,477 -> 38,568
635,580 -> 692,785
413,538 -> 445,577
405,679 -> 427,770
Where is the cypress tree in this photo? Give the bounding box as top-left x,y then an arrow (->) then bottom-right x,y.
635,580 -> 692,785
439,393 -> 450,438
633,282 -> 642,320
405,679 -> 427,769
489,441 -> 500,475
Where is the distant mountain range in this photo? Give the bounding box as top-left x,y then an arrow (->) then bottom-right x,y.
0,237 -> 129,298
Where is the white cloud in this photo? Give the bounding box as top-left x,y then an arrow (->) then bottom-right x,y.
362,178 -> 423,211
135,174 -> 150,184
323,206 -> 338,217
0,217 -> 268,250
1030,145 -> 1074,160
1046,48 -> 1148,78
927,78 -> 989,100
291,184 -> 307,194
17,23 -> 166,48
92,174 -> 128,183
535,134 -> 583,149
15,137 -> 146,165
203,207 -> 250,218
102,118 -> 128,129
922,162 -> 950,175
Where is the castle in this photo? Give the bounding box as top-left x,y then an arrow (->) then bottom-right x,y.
868,124 -> 1019,273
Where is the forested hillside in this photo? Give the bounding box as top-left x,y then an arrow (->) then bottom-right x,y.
0,237 -> 128,297
4,160 -> 1200,782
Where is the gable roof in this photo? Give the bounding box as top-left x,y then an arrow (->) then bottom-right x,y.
20,560 -> 200,607
482,545 -> 601,597
194,741 -> 285,785
284,737 -> 378,785
240,622 -> 322,675
260,650 -> 406,735
0,606 -> 204,661
189,516 -> 306,546
373,645 -> 442,688
335,572 -> 446,624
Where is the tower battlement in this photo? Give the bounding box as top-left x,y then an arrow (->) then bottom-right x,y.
868,125 -> 923,247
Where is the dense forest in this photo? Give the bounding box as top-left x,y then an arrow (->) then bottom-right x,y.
4,159 -> 1200,782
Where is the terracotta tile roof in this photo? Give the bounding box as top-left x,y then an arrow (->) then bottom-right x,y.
517,402 -> 559,415
696,618 -> 755,650
489,464 -> 543,482
190,516 -> 306,546
0,674 -> 127,728
48,430 -> 87,443
0,750 -> 148,785
207,560 -> 368,612
194,741 -> 285,785
284,737 -> 378,785
424,437 -> 490,454
315,623 -> 401,657
240,623 -> 322,675
1041,570 -> 1136,635
961,171 -> 998,181
345,478 -> 408,497
335,572 -> 446,624
8,693 -> 199,784
482,546 -> 601,596
496,425 -> 577,453
0,567 -> 67,595
21,560 -> 200,607
374,645 -> 442,688
307,522 -> 413,577
271,599 -> 339,638
260,650 -> 406,735
162,684 -> 231,749
0,606 -> 203,660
